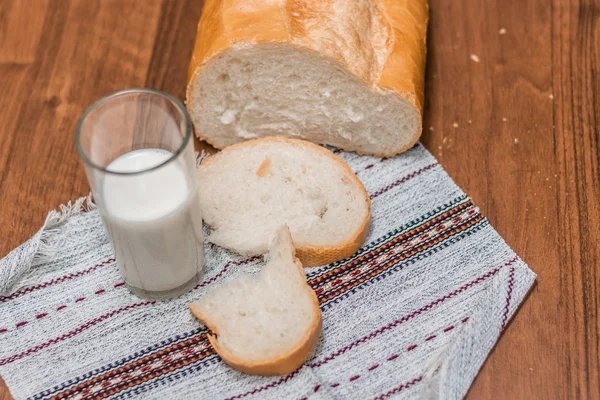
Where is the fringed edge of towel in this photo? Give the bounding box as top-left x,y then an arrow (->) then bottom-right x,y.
35,193 -> 97,264
0,193 -> 96,296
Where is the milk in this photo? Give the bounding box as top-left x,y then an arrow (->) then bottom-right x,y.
101,148 -> 205,298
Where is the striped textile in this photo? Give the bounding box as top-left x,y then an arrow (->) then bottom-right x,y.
0,144 -> 535,399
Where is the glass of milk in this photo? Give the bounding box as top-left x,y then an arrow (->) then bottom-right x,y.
75,89 -> 205,300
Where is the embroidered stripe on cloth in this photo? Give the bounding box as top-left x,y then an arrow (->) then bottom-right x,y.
0,144 -> 535,400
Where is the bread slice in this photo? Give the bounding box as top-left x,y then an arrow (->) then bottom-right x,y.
189,226 -> 322,375
186,0 -> 428,157
197,137 -> 371,266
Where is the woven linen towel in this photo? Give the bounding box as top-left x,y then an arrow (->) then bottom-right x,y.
0,144 -> 535,400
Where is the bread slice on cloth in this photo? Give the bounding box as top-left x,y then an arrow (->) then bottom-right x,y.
197,137 -> 370,266
189,226 -> 322,375
186,0 -> 429,157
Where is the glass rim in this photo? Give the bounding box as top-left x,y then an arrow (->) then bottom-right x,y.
75,88 -> 193,177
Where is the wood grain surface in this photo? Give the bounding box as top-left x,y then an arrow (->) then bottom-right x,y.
0,0 -> 598,399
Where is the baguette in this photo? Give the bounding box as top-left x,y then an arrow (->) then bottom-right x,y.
186,0 -> 428,157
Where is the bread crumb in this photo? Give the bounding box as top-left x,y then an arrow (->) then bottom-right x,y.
443,137 -> 448,144
453,122 -> 459,128
470,54 -> 480,63
514,138 -> 519,144
502,117 -> 508,122
549,94 -> 554,99
429,126 -> 434,131
468,120 -> 472,124
499,28 -> 507,35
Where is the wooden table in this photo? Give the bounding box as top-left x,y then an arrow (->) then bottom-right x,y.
0,1 -> 598,399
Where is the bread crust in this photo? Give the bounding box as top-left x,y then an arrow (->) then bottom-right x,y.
188,233 -> 322,376
190,295 -> 321,375
186,0 -> 428,157
198,137 -> 371,266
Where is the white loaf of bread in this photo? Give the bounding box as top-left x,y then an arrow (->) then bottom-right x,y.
197,137 -> 371,266
186,0 -> 429,157
189,226 -> 322,375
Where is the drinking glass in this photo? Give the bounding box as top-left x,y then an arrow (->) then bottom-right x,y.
76,89 -> 205,300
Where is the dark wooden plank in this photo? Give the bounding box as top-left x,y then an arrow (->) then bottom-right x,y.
141,0 -> 214,156
144,0 -> 204,99
550,1 -> 600,398
0,0 -> 163,258
0,377 -> 11,400
423,0 -> 560,398
422,0 -> 599,398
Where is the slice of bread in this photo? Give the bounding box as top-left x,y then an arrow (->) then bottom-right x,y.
189,226 -> 322,375
197,137 -> 371,266
186,0 -> 428,157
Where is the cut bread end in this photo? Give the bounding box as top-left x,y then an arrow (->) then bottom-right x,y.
189,226 -> 322,375
186,43 -> 422,158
